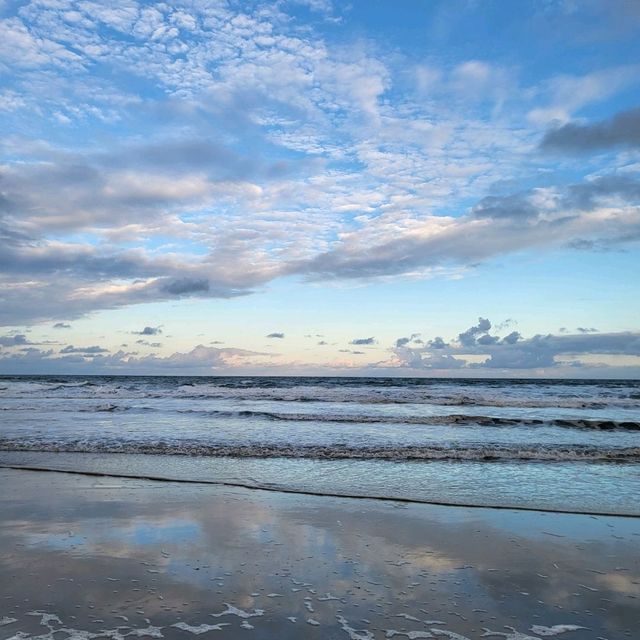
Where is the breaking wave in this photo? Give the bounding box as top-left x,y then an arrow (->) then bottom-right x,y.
2,377 -> 640,410
176,409 -> 640,431
1,438 -> 638,462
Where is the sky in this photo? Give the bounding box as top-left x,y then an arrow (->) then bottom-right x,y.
0,0 -> 639,377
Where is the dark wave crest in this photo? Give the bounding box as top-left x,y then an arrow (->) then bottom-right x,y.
176,409 -> 640,431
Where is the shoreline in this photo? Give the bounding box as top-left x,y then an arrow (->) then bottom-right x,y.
1,467 -> 638,640
2,463 -> 640,519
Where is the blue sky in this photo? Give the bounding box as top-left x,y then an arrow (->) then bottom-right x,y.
0,0 -> 639,376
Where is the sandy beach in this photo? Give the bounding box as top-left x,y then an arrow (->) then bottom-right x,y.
0,467 -> 638,640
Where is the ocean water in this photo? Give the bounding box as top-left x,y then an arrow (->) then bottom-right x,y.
1,375 -> 639,515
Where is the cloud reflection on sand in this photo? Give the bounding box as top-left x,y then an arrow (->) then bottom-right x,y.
0,470 -> 638,640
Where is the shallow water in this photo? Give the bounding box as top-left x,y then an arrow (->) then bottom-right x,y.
1,375 -> 639,514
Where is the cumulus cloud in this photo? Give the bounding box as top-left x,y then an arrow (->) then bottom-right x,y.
501,331 -> 521,344
541,106 -> 640,152
266,332 -> 285,339
390,320 -> 640,371
52,322 -> 71,329
458,317 -> 491,347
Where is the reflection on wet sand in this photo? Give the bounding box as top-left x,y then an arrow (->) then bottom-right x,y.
0,469 -> 638,640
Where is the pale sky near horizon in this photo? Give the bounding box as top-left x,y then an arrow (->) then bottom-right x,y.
1,0 -> 639,376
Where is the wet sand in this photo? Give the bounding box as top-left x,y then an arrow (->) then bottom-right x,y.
0,468 -> 638,640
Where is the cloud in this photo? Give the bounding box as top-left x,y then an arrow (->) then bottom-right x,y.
135,340 -> 162,347
60,345 -> 108,354
540,106 -> 640,152
458,317 -> 491,347
577,327 -> 598,333
133,326 -> 162,336
390,320 -> 640,371
477,332 -> 640,369
350,337 -> 376,345
501,331 -> 521,344
395,333 -> 421,348
0,343 -> 270,375
0,333 -> 30,346
0,1 -> 638,335
286,172 -> 640,282
266,332 -> 285,338
52,322 -> 71,329
562,175 -> 640,211
527,65 -> 639,126
161,278 -> 211,296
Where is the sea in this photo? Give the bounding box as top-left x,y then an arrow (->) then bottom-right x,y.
0,375 -> 639,516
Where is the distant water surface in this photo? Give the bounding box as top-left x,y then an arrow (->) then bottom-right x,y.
1,375 -> 639,514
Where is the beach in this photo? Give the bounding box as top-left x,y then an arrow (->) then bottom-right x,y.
2,0 -> 640,636
1,467 -> 638,640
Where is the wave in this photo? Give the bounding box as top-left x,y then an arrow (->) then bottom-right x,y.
139,391 -> 640,409
177,409 -> 640,431
3,402 -> 638,430
2,380 -> 640,409
0,403 -> 150,413
1,438 -> 638,462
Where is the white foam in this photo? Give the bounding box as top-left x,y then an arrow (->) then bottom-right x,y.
210,604 -> 264,619
529,625 -> 587,637
1,618 -> 17,627
126,626 -> 164,638
481,627 -> 539,640
336,615 -> 375,640
431,631 -> 472,640
386,631 -> 433,639
27,611 -> 63,627
395,614 -> 421,622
